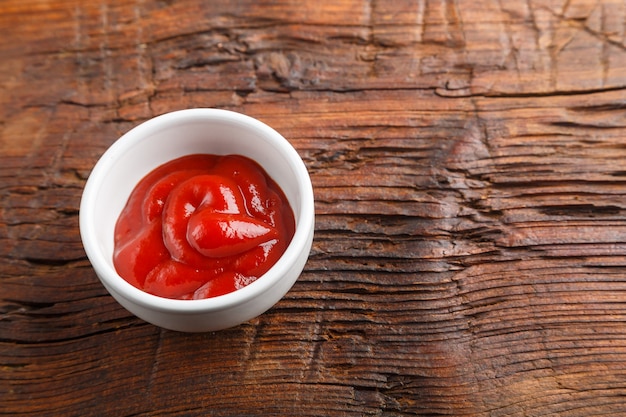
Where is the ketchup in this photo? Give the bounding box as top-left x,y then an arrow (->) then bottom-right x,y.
113,154 -> 295,300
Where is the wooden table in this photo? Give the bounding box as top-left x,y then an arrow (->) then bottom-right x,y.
2,0 -> 626,415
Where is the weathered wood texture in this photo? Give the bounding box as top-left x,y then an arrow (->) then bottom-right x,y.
2,0 -> 626,415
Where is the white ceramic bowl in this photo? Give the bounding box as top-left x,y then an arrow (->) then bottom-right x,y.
79,109 -> 314,332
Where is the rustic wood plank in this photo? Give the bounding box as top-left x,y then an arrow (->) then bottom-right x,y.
2,0 -> 626,415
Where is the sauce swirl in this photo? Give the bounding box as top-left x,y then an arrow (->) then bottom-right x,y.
113,154 -> 295,299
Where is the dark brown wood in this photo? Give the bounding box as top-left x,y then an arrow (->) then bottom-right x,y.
2,0 -> 626,415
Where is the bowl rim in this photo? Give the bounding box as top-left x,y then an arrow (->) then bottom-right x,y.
79,108 -> 314,314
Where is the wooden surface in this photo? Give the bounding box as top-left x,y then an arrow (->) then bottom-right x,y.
2,0 -> 626,415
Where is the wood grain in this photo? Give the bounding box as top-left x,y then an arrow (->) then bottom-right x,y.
2,0 -> 626,415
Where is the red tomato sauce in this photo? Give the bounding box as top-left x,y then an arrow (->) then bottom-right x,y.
113,154 -> 295,299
